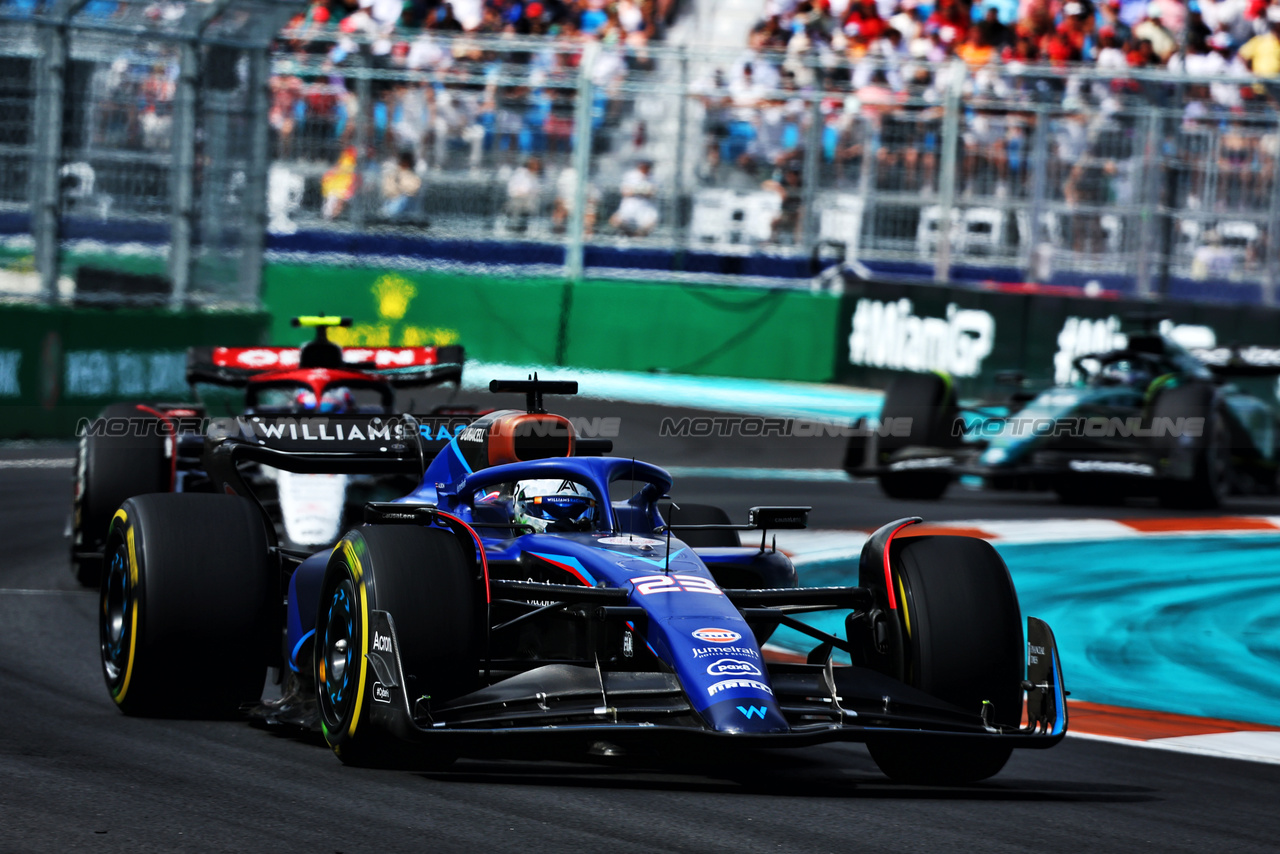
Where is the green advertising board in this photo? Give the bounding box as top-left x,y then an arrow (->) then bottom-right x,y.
0,304 -> 269,439
261,265 -> 840,383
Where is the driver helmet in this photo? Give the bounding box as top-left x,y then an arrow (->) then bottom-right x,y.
514,479 -> 597,533
1098,360 -> 1150,388
294,387 -> 356,413
318,386 -> 356,413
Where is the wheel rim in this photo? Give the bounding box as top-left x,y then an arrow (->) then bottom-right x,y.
100,543 -> 131,689
319,577 -> 357,726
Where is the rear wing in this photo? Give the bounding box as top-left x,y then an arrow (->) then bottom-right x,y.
203,413 -> 473,506
186,345 -> 465,388
1189,345 -> 1280,377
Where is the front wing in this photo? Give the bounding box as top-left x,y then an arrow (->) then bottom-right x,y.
358,610 -> 1068,756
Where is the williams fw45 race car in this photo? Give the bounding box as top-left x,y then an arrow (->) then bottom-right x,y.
100,377 -> 1066,785
846,319 -> 1280,507
71,316 -> 468,587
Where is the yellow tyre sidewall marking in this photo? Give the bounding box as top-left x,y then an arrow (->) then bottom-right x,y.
340,538 -> 370,741
109,509 -> 141,705
896,575 -> 911,638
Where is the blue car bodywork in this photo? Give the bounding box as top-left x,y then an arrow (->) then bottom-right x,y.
274,397 -> 1068,757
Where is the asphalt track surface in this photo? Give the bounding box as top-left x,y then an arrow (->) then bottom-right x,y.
4,398 -> 1280,852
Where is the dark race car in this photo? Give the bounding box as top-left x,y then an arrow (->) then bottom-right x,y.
71,316 -> 468,586
99,377 -> 1066,785
846,321 -> 1280,507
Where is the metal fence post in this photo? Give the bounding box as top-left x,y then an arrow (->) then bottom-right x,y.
1266,113 -> 1280,306
1134,109 -> 1161,299
1024,104 -> 1049,282
565,40 -> 598,282
170,0 -> 236,307
670,46 -> 689,267
169,38 -> 199,307
353,45 -> 371,232
799,82 -> 822,254
239,47 -> 271,307
30,0 -> 89,303
857,114 -> 878,259
933,59 -> 964,284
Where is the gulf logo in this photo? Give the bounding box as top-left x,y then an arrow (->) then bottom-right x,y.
692,627 -> 741,644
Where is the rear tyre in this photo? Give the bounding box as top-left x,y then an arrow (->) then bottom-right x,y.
100,494 -> 273,717
866,535 -> 1024,785
316,525 -> 480,768
1153,383 -> 1227,509
874,374 -> 958,501
73,403 -> 169,587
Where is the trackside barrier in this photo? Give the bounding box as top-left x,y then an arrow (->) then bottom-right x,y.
261,265 -> 840,383
836,278 -> 1280,398
0,304 -> 269,438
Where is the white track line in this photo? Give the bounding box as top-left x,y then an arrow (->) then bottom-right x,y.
1068,730 -> 1280,766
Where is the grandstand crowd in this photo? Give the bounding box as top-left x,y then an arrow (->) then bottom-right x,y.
70,0 -> 1280,252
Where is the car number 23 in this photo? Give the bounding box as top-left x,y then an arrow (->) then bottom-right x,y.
631,574 -> 724,595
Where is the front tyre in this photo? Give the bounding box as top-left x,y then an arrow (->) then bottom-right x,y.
866,535 -> 1024,784
316,525 -> 480,768
874,373 -> 959,501
101,494 -> 273,717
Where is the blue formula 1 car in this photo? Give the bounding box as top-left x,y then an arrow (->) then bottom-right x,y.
99,378 -> 1066,785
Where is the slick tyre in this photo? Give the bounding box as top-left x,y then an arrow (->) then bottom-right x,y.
1153,383 -> 1228,509
73,403 -> 170,588
874,373 -> 958,501
100,494 -> 273,717
867,535 -> 1024,785
316,525 -> 480,768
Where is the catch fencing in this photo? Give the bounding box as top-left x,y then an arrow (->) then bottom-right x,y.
2,12 -> 1280,304
0,0 -> 298,306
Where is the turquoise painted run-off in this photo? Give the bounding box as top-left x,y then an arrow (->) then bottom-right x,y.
784,536 -> 1280,727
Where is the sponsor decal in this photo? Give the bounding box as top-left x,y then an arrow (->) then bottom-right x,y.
707,658 -> 762,677
692,628 -> 742,644
372,682 -> 391,704
371,632 -> 393,653
458,426 -> 486,444
632,574 -> 723,595
0,349 -> 20,397
692,645 -> 759,659
1067,460 -> 1156,476
737,705 -> 767,720
598,535 -> 666,547
64,350 -> 185,397
887,456 -> 954,471
1029,643 -> 1046,665
847,298 -> 996,378
1053,316 -> 1217,385
708,679 -> 773,697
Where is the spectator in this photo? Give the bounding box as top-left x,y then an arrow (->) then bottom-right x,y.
1098,0 -> 1132,44
552,166 -> 599,234
762,165 -> 805,243
380,150 -> 422,218
1238,8 -> 1280,78
977,6 -> 1013,49
609,159 -> 659,236
1134,2 -> 1178,61
322,146 -> 361,220
504,156 -> 543,231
